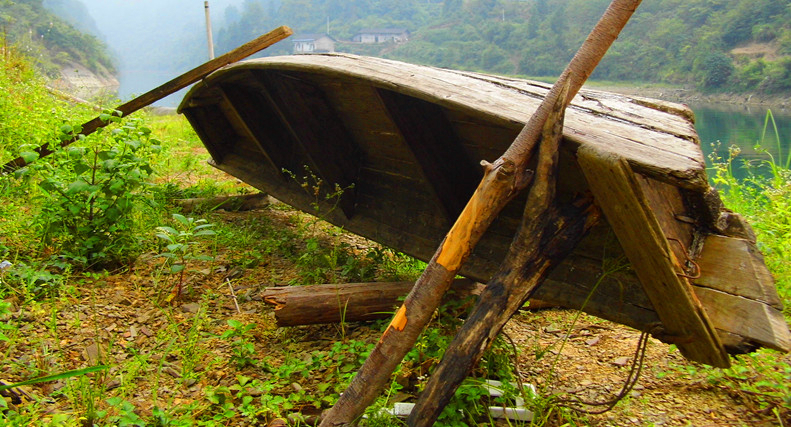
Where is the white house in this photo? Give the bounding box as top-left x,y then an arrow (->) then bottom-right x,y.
352,28 -> 410,44
292,34 -> 336,54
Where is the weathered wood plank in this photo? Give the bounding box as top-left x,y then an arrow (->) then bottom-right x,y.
578,144 -> 730,367
695,287 -> 791,353
255,70 -> 362,218
378,88 -> 480,222
217,54 -> 706,190
694,235 -> 782,308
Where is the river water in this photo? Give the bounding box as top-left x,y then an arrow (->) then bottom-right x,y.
690,103 -> 791,180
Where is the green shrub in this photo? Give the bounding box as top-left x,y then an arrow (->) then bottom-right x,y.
32,114 -> 162,269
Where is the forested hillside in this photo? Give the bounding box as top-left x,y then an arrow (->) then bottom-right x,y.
217,0 -> 791,93
0,0 -> 114,77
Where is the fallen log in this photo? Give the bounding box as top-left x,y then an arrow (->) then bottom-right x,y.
262,279 -> 483,327
174,193 -> 269,213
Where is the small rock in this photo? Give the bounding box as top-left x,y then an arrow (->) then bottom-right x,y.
291,382 -> 303,392
84,343 -> 101,364
163,366 -> 181,378
181,303 -> 201,313
612,356 -> 630,367
545,324 -> 562,333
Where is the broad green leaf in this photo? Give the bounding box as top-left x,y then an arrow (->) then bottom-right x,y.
97,150 -> 116,161
156,226 -> 178,236
67,180 -> 91,194
166,243 -> 184,252
194,230 -> 216,237
170,264 -> 185,274
73,163 -> 91,175
20,151 -> 39,163
172,213 -> 189,226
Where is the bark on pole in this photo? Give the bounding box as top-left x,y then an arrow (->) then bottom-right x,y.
407,78 -> 592,426
319,1 -> 642,425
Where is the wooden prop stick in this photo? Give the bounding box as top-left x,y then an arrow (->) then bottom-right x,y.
1,25 -> 293,174
320,1 -> 642,425
407,78 -> 594,425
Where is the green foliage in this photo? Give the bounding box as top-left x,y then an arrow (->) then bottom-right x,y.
220,320 -> 257,369
32,115 -> 161,269
709,110 -> 791,309
706,351 -> 791,416
705,111 -> 791,420
0,0 -> 115,76
214,0 -> 791,93
697,51 -> 735,89
0,260 -> 67,299
155,214 -> 216,300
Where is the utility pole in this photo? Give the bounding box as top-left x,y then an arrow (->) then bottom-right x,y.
205,1 -> 215,59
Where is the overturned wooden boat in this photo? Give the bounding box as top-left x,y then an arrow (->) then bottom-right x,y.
179,53 -> 790,364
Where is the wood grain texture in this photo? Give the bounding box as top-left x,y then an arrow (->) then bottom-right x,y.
578,144 -> 729,367
262,279 -> 486,327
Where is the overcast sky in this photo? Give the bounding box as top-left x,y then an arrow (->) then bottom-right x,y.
78,0 -> 244,103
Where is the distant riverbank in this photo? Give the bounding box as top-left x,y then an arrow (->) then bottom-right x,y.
586,83 -> 791,113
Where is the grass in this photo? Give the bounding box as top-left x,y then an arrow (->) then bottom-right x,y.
1,47 -> 790,426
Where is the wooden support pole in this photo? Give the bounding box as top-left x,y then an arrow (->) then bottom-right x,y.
408,78 -> 599,425
319,1 -> 642,425
1,25 -> 293,174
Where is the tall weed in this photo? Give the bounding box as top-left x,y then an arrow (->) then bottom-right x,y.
709,110 -> 791,309
707,110 -> 791,419
31,116 -> 162,269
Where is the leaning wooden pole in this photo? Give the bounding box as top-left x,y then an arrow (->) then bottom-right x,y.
407,78 -> 589,426
1,25 -> 293,174
319,1 -> 642,425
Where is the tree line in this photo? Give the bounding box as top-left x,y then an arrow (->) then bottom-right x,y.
217,0 -> 791,93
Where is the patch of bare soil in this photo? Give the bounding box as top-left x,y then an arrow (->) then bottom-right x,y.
1,205 -> 788,426
731,42 -> 781,62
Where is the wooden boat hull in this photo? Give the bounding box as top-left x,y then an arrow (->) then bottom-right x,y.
179,53 -> 789,361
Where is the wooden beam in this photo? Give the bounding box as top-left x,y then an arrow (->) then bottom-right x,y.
577,144 -> 730,368
181,105 -> 234,163
377,89 -> 480,222
262,279 -> 488,327
217,82 -> 297,175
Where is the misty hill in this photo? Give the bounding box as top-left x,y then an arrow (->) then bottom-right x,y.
217,0 -> 791,93
0,0 -> 114,77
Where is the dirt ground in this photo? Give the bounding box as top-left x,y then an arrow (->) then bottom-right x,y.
2,205 -> 788,426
